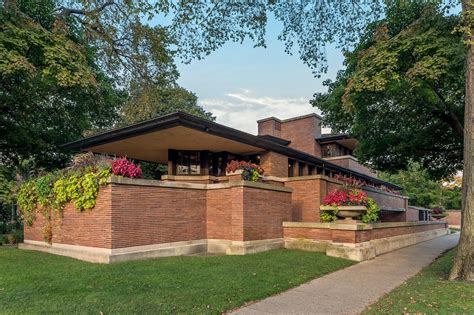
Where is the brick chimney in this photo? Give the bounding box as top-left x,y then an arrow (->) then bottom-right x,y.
257,113 -> 322,157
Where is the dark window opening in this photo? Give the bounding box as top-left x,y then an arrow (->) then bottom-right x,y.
275,121 -> 282,131
419,210 -> 429,221
288,159 -> 295,177
308,165 -> 315,175
298,162 -> 304,176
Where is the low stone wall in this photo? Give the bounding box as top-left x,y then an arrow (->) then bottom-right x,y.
21,176 -> 292,263
283,221 -> 447,261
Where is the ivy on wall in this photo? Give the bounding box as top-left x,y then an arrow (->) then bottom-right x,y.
17,153 -> 142,242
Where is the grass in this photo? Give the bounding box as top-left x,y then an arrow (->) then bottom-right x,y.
0,248 -> 353,314
365,248 -> 474,314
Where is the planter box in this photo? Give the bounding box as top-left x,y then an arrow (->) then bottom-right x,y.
320,205 -> 367,222
226,169 -> 244,176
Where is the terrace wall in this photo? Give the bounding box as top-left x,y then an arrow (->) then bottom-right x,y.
22,177 -> 292,262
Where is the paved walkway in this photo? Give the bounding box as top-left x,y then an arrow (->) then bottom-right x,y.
233,234 -> 459,315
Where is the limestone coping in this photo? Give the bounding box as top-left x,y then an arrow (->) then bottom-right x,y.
372,221 -> 446,229
363,186 -> 409,199
161,175 -> 225,181
109,175 -> 292,193
283,222 -> 373,231
283,220 -> 446,231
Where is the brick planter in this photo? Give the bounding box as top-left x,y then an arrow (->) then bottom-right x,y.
283,221 -> 448,261
320,205 -> 367,222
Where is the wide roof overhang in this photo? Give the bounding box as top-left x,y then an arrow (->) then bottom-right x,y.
316,134 -> 358,151
63,112 -> 402,190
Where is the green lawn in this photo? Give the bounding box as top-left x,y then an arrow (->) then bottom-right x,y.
365,248 -> 474,314
0,248 -> 353,314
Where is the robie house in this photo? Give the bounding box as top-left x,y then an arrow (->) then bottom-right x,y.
20,112 -> 447,263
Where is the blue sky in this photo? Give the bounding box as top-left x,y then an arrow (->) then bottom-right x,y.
175,16 -> 344,134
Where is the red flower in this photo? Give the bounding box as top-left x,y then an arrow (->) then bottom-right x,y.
225,160 -> 264,174
322,190 -> 368,206
111,158 -> 142,178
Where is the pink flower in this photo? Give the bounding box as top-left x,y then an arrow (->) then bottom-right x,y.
111,158 -> 142,178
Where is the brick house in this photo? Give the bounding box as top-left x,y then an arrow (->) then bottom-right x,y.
21,112 -> 447,262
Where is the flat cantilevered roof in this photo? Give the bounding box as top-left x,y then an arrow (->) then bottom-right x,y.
63,112 -> 402,190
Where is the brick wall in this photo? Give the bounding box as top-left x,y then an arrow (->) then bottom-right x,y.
285,179 -> 322,222
379,211 -> 407,222
325,157 -> 376,177
242,187 -> 292,241
281,116 -> 322,156
444,210 -> 461,227
24,185 -> 113,248
24,181 -> 292,249
260,151 -> 288,178
370,223 -> 445,240
257,118 -> 281,138
406,207 -> 420,222
110,184 -> 207,249
207,188 -> 233,240
284,222 -> 446,244
24,211 -> 48,242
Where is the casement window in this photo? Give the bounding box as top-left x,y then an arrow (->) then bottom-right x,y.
176,151 -> 201,175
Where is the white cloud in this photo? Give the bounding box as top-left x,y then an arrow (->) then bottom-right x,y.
200,89 -> 329,134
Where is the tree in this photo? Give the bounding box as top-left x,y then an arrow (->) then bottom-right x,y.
0,0 -> 191,169
1,1 -> 125,169
311,4 -> 464,179
380,163 -> 462,209
120,83 -> 214,125
451,0 -> 474,281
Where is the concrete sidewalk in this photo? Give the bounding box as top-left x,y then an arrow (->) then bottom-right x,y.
233,233 -> 459,315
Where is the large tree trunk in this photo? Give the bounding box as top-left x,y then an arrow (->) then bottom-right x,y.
449,0 -> 474,282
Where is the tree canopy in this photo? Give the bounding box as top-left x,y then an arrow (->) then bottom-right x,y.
311,3 -> 464,179
1,1 -> 124,169
379,163 -> 462,209
0,0 -> 214,170
120,83 -> 214,125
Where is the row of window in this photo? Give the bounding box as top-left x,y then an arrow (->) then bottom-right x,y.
321,143 -> 353,158
171,150 -> 385,191
171,150 -> 259,176
288,159 -> 328,177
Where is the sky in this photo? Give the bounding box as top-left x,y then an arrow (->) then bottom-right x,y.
175,16 -> 344,134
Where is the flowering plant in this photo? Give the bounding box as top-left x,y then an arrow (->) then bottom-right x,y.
431,207 -> 447,219
333,174 -> 401,195
111,158 -> 142,178
322,190 -> 368,207
226,160 -> 264,182
320,189 -> 379,223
